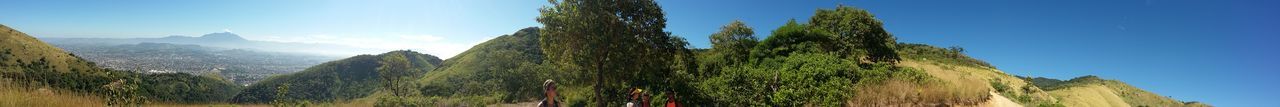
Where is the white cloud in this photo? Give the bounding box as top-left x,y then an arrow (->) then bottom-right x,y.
251,34 -> 493,58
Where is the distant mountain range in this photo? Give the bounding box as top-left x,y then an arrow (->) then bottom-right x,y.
51,42 -> 337,85
40,32 -> 379,57
37,32 -> 383,85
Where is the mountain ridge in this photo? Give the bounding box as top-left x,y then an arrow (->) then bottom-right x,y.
39,32 -> 377,57
158,32 -> 250,42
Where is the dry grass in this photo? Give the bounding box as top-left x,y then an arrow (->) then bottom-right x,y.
0,80 -> 375,107
1047,85 -> 1131,107
844,60 -> 1018,106
142,99 -> 373,107
143,103 -> 267,107
0,81 -> 106,107
978,91 -> 1024,107
1045,79 -> 1210,107
847,78 -> 990,107
898,60 -> 1058,105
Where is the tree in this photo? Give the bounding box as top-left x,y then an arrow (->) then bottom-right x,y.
703,20 -> 758,75
710,20 -> 758,56
947,46 -> 965,58
808,5 -> 900,63
272,83 -> 292,106
104,78 -> 145,106
537,0 -> 685,105
753,19 -> 838,58
376,52 -> 414,97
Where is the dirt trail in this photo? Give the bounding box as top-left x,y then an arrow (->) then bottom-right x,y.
977,91 -> 1023,107
487,102 -> 539,107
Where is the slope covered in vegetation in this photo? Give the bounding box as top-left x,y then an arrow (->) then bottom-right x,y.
393,27 -> 555,106
231,50 -> 441,104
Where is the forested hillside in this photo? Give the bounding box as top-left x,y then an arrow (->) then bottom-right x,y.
231,50 -> 442,104
411,27 -> 550,105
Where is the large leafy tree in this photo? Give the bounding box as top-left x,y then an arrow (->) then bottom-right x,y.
710,20 -> 758,55
377,52 -> 415,97
537,0 -> 685,105
702,20 -> 758,75
808,5 -> 900,63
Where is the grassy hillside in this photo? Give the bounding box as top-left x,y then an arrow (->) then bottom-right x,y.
895,43 -> 1063,106
894,43 -> 1210,107
0,24 -> 100,76
384,27 -> 553,106
1,24 -> 242,105
1033,76 -> 1211,107
231,50 -> 442,104
0,79 -> 106,107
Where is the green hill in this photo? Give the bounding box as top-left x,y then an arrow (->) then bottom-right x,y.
410,27 -> 550,105
231,50 -> 442,103
1,24 -> 241,105
0,24 -> 100,75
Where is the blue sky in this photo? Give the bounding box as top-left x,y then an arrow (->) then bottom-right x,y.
1,0 -> 1277,106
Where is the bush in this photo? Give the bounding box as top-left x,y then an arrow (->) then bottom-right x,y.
896,43 -> 993,68
991,79 -> 1010,92
373,96 -> 432,107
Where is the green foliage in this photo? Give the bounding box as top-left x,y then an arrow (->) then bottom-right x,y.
537,0 -> 690,105
374,96 -> 433,107
103,78 -> 145,106
752,19 -> 838,58
808,5 -> 900,63
377,52 -> 420,97
139,73 -> 242,103
415,28 -> 553,103
710,20 -> 759,54
701,20 -> 759,76
2,66 -> 241,104
690,14 -> 929,106
896,43 -> 994,68
1030,75 -> 1104,91
697,53 -> 859,106
271,83 -> 298,107
992,79 -> 1011,93
233,51 -> 441,104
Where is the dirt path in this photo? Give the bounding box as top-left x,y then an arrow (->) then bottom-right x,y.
487,102 -> 539,107
978,91 -> 1024,107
